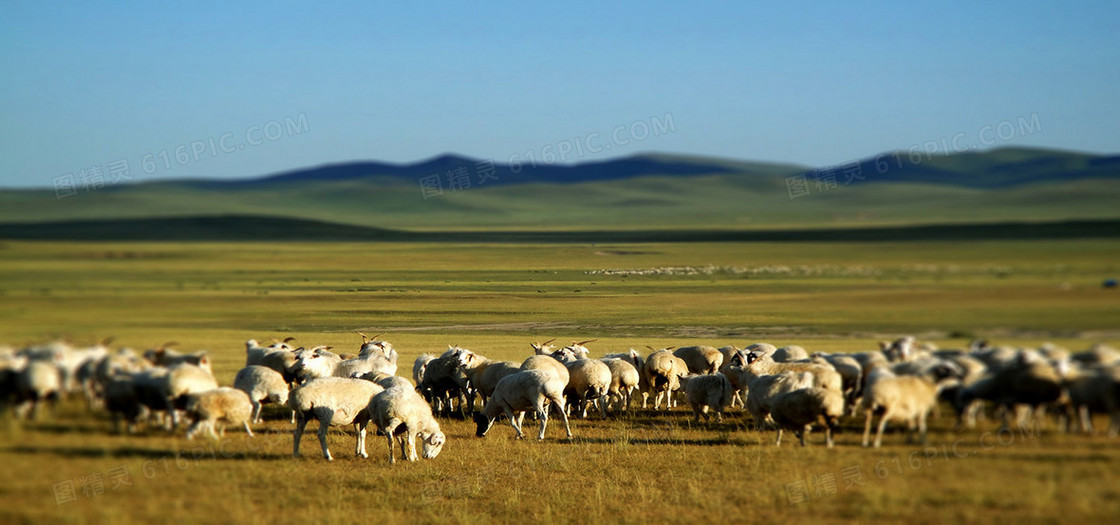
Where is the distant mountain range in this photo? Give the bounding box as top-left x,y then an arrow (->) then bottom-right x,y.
1,147 -> 1117,233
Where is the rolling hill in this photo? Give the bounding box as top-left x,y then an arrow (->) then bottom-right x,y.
0,147 -> 1117,234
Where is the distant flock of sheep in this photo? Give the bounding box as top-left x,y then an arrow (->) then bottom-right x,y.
2,333 -> 1119,464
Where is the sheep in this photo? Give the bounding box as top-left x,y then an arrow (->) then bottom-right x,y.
420,347 -> 473,417
164,362 -> 219,429
355,372 -> 414,391
413,354 -> 436,395
810,353 -> 863,412
184,387 -> 254,440
103,374 -> 145,434
521,355 -> 571,385
470,361 -> 522,408
289,377 -> 385,461
55,339 -> 111,395
87,348 -> 151,408
530,339 -> 558,355
233,365 -> 291,424
245,337 -> 296,366
715,346 -> 749,408
880,336 -> 918,363
1058,361 -> 1120,436
741,370 -> 815,429
673,346 -> 724,375
644,349 -> 689,410
0,351 -> 28,415
741,351 -> 843,393
679,373 -> 734,423
293,346 -> 343,383
772,345 -> 809,363
14,354 -> 63,420
600,357 -> 641,412
862,362 -> 961,448
259,346 -> 301,385
550,347 -> 611,419
369,386 -> 446,464
335,333 -> 398,378
473,370 -> 572,440
604,349 -> 648,408
771,387 -> 845,447
955,354 -> 1064,432
144,343 -> 211,372
1071,343 -> 1120,367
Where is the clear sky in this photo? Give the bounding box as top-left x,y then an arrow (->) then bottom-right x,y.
1,1 -> 1117,188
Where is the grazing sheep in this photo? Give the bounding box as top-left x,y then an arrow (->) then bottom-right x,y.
233,365 -> 291,424
679,373 -> 734,423
673,346 -> 724,375
644,349 -> 689,410
369,386 -> 446,464
956,355 -> 1063,432
862,363 -> 960,448
550,347 -> 611,419
772,345 -> 809,363
600,357 -> 641,412
771,387 -> 845,447
420,347 -> 473,417
289,377 -> 385,461
474,370 -> 572,440
184,387 -> 254,440
471,361 -> 522,408
1058,361 -> 1120,436
741,370 -> 815,429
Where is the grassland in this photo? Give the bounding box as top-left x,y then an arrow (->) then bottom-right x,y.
1,239 -> 1119,524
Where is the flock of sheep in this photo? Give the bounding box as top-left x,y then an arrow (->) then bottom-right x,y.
2,333 -> 1119,464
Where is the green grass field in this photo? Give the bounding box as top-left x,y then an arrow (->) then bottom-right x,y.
1,239 -> 1119,524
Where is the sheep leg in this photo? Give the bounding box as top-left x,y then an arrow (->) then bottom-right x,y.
243,421 -> 254,437
355,422 -> 368,458
825,420 -> 835,448
317,415 -> 334,461
862,411 -> 874,447
550,394 -> 572,438
251,400 -> 262,424
874,410 -> 891,448
774,428 -> 783,446
407,431 -> 419,462
505,408 -> 525,439
797,427 -> 807,447
384,420 -> 401,464
918,412 -> 929,446
210,421 -> 221,440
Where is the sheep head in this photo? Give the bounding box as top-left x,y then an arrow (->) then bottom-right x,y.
421,431 -> 446,459
473,413 -> 494,437
530,339 -> 557,355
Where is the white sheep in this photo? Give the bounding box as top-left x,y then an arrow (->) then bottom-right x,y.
679,373 -> 734,423
862,362 -> 961,448
772,345 -> 809,363
520,354 -> 570,385
600,357 -> 640,412
673,346 -> 724,375
644,348 -> 689,410
741,370 -> 815,428
14,354 -> 63,420
335,333 -> 398,378
293,346 -> 342,383
233,365 -> 291,424
289,377 -> 385,460
771,387 -> 845,447
550,347 -> 611,419
604,349 -> 648,407
369,386 -> 446,464
164,362 -> 219,428
184,387 -> 254,440
742,351 -> 843,393
474,370 -> 572,440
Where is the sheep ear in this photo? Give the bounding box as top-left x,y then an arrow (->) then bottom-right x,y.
199,356 -> 210,366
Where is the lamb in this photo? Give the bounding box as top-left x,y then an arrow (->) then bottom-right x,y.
772,345 -> 809,363
550,347 -> 611,419
233,365 -> 291,424
644,349 -> 689,410
184,387 -> 254,440
862,362 -> 961,448
742,370 -> 815,428
673,346 -> 724,375
368,386 -> 446,463
289,377 -> 385,460
600,357 -> 641,412
679,373 -> 734,423
473,369 -> 572,440
771,387 -> 845,447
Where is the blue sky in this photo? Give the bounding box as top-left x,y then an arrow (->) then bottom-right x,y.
1,1 -> 1117,188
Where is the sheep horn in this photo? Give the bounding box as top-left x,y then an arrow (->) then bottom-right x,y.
575,339 -> 597,347
664,346 -> 676,351
646,345 -> 656,351
160,341 -> 177,350
356,331 -> 369,343
542,338 -> 557,346
283,337 -> 296,343
100,336 -> 116,347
